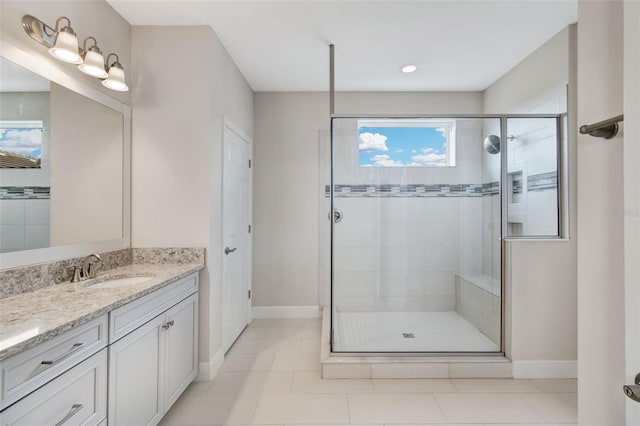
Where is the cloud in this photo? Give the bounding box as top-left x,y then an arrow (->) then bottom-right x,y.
410,152 -> 447,167
395,149 -> 404,153
359,132 -> 388,152
435,127 -> 447,138
0,129 -> 42,155
421,147 -> 435,154
371,154 -> 404,167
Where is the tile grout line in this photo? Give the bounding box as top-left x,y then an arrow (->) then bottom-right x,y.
431,392 -> 451,424
517,391 -> 551,424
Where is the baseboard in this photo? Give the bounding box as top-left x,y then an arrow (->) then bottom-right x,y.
252,305 -> 321,319
512,360 -> 577,378
195,348 -> 225,381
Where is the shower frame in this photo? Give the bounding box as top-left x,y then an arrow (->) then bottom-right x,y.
328,113 -> 565,356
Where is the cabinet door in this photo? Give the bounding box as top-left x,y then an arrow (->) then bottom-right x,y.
108,315 -> 165,426
164,293 -> 198,410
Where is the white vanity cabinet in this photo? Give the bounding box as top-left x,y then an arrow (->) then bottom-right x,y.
107,273 -> 199,426
0,270 -> 200,426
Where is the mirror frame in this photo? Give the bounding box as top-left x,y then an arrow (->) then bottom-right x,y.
0,40 -> 131,269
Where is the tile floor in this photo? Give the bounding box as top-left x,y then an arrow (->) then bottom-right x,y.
159,318 -> 577,426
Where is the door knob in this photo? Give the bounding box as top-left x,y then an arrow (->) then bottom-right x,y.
624,373 -> 640,403
328,209 -> 343,223
225,247 -> 237,255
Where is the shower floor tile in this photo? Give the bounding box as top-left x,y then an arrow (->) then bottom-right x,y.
333,311 -> 499,353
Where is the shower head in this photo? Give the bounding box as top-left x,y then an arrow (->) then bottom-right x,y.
483,135 -> 500,154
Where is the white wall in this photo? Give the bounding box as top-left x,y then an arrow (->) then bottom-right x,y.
253,91 -> 482,308
577,0 -> 625,423
50,83 -> 122,246
0,1 -> 131,105
131,26 -> 253,375
483,28 -> 570,115
623,2 -> 640,425
482,26 -> 578,368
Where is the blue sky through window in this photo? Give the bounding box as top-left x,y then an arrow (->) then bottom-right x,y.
0,122 -> 43,159
358,126 -> 449,167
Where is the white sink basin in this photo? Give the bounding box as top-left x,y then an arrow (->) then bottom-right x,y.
87,275 -> 154,289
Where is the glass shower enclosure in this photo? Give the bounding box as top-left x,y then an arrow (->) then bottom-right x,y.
328,115 -> 562,354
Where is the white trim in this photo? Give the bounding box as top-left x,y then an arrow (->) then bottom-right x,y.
195,348 -> 224,382
252,306 -> 321,319
512,360 -> 577,379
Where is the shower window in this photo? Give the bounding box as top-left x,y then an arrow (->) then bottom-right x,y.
0,120 -> 44,168
357,119 -> 456,167
505,117 -> 562,238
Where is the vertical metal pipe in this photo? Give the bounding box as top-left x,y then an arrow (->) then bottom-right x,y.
329,44 -> 335,115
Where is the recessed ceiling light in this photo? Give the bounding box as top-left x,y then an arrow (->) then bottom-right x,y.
401,64 -> 417,74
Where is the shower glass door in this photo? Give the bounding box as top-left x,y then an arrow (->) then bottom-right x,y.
330,116 -> 503,353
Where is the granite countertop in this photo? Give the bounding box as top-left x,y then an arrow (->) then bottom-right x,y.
0,263 -> 204,362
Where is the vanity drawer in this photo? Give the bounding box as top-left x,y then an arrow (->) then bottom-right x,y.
0,348 -> 107,426
0,315 -> 108,411
109,273 -> 198,343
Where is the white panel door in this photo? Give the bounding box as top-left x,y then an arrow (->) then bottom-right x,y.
222,123 -> 251,352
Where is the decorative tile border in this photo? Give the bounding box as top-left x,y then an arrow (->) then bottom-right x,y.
483,182 -> 500,196
528,171 -> 558,192
0,186 -> 50,200
511,172 -> 558,194
325,173 -> 556,199
325,184 -> 483,198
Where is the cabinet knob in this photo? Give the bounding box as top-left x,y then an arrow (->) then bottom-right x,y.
162,319 -> 175,329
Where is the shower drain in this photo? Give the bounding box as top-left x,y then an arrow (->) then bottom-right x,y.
402,333 -> 415,338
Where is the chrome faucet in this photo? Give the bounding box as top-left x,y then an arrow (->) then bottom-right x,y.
81,253 -> 102,280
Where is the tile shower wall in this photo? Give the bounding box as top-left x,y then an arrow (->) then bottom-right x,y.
330,118 -> 494,313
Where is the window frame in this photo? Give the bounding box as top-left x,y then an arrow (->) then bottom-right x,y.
357,118 -> 457,168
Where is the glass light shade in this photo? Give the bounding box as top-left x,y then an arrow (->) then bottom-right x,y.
401,64 -> 417,73
78,48 -> 108,78
101,64 -> 129,92
48,28 -> 82,64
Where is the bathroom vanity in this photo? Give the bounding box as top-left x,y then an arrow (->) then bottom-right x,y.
0,259 -> 203,426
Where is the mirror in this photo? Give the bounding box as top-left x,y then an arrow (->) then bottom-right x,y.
0,56 -> 124,254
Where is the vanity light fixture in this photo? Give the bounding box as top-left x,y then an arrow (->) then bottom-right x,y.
102,54 -> 129,92
78,37 -> 108,78
48,17 -> 82,64
22,14 -> 128,92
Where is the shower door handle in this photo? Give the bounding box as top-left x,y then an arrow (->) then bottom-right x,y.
624,373 -> 640,403
225,247 -> 237,255
328,209 -> 343,223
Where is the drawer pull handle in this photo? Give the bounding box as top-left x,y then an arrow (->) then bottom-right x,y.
41,343 -> 84,365
162,319 -> 175,329
54,403 -> 83,426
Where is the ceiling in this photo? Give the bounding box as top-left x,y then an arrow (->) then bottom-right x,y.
108,0 -> 577,92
